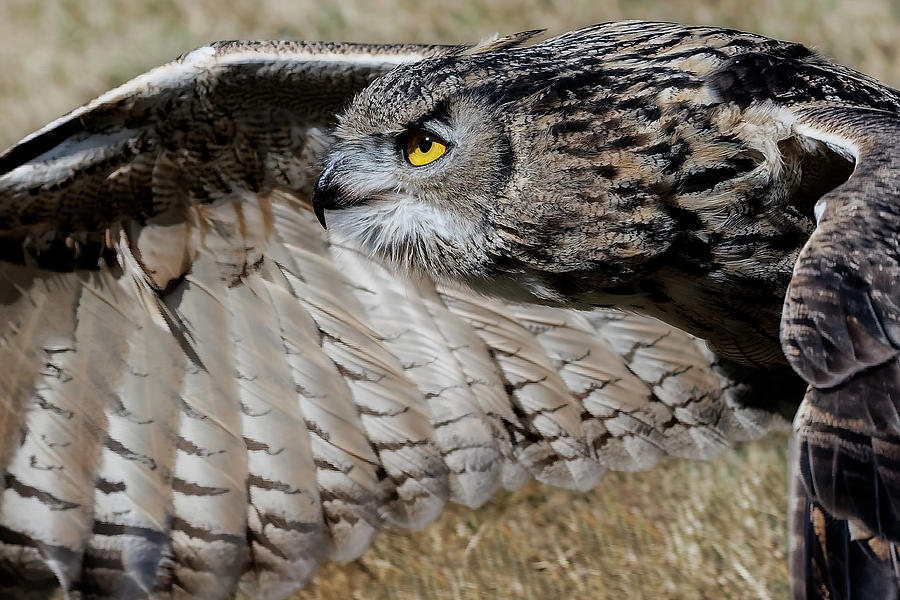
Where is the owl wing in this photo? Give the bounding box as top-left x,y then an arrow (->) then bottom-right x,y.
0,40 -> 786,600
781,106 -> 900,598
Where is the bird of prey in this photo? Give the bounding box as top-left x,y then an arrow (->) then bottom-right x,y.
0,20 -> 896,600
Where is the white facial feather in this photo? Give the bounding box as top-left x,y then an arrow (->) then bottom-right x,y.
327,193 -> 484,273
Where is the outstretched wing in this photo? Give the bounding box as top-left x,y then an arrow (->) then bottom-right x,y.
0,40 -> 785,600
782,106 -> 900,599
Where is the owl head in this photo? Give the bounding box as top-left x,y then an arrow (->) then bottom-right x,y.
312,29 -> 695,308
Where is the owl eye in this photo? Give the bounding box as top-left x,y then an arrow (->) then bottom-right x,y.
404,129 -> 448,166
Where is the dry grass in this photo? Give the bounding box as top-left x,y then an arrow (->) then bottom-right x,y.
2,2 -> 899,598
299,434 -> 792,600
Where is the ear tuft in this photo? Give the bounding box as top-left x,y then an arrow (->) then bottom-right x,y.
462,30 -> 546,55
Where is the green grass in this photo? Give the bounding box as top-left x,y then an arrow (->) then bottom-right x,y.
3,1 -> 899,598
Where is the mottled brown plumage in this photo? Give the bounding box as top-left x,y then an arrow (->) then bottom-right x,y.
0,20 -> 898,600
317,23 -> 881,370
315,22 -> 900,600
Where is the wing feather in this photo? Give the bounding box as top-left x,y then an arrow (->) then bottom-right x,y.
166,254 -> 249,598
780,106 -> 900,598
330,250 -> 506,509
781,107 -> 900,537
263,268 -> 380,564
440,288 -> 603,490
0,269 -> 134,591
517,307 -> 669,471
227,273 -> 324,599
82,308 -> 183,598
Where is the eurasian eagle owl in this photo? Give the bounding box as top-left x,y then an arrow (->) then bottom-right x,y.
1,21 -> 898,600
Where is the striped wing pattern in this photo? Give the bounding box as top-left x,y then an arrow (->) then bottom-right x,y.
0,194 -> 784,599
0,30 -> 788,599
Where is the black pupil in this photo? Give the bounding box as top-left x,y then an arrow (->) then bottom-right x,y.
418,136 -> 433,153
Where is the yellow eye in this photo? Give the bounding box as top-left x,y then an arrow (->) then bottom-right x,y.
404,130 -> 448,166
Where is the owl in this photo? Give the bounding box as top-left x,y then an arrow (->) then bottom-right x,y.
0,20 -> 896,600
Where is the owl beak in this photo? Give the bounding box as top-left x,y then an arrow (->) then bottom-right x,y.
312,159 -> 356,230
311,175 -> 335,229
313,197 -> 329,229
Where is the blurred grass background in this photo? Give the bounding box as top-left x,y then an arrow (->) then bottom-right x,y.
2,1 -> 898,598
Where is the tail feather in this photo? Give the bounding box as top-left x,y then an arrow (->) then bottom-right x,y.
791,439 -> 900,599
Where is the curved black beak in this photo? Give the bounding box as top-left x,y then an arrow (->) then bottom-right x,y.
312,158 -> 371,230
314,157 -> 368,230
313,198 -> 328,229
311,170 -> 337,229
